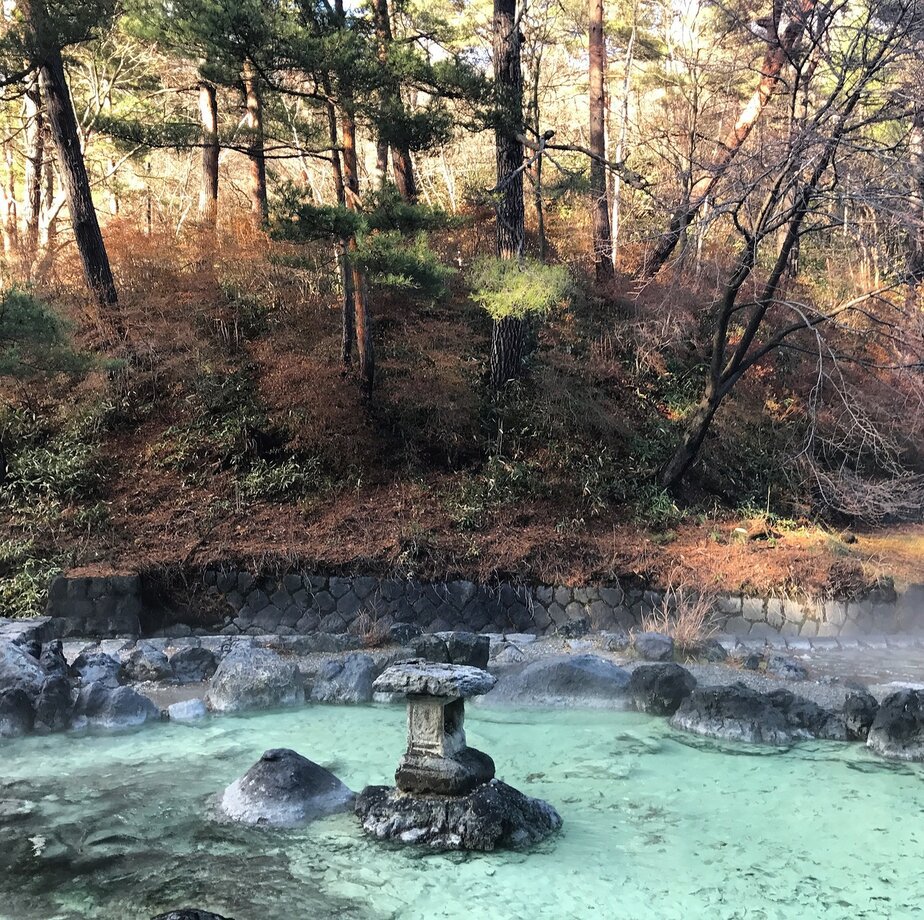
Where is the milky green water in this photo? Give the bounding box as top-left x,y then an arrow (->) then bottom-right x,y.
1,704 -> 922,920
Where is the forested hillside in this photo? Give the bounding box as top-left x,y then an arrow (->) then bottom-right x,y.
1,0 -> 923,613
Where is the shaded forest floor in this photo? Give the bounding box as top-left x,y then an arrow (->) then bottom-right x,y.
2,217 -> 920,614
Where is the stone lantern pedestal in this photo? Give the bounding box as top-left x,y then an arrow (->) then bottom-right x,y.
355,660 -> 562,851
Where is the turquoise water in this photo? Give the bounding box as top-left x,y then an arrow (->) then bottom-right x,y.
1,704 -> 922,920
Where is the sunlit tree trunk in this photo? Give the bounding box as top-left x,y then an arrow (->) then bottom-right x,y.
198,80 -> 219,227
22,78 -> 43,266
242,59 -> 267,227
611,15 -> 635,264
40,46 -> 120,320
589,0 -> 613,281
644,0 -> 818,277
490,0 -> 527,390
909,104 -> 924,281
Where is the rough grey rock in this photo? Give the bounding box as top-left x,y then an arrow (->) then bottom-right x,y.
355,779 -> 562,851
124,643 -> 172,682
0,688 -> 34,737
389,622 -> 422,645
600,629 -> 630,652
671,683 -> 847,744
629,663 -> 696,716
373,661 -> 496,699
843,689 -> 879,741
397,746 -> 495,796
72,650 -> 123,688
867,689 -> 924,761
308,653 -> 376,703
38,641 -> 69,680
408,634 -> 450,663
168,698 -> 208,721
151,910 -> 234,920
74,683 -> 161,730
482,655 -> 631,708
632,632 -> 674,662
0,640 -> 45,697
671,684 -> 790,744
556,616 -> 590,639
33,676 -> 74,732
220,748 -> 353,826
169,646 -> 218,683
694,638 -> 728,662
439,632 -> 490,669
766,655 -> 808,681
206,647 -> 303,713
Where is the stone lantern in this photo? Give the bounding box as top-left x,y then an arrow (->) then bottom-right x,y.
374,661 -> 497,795
355,659 -> 563,851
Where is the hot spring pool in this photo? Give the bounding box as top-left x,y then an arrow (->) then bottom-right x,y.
1,704 -> 921,919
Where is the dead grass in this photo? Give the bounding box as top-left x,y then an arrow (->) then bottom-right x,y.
640,576 -> 720,652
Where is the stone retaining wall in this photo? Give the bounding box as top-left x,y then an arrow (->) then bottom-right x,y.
41,569 -> 924,640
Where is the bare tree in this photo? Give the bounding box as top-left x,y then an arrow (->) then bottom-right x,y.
198,79 -> 219,227
589,0 -> 613,280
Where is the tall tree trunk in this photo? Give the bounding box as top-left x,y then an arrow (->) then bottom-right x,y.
198,80 -> 219,227
242,59 -> 267,227
644,0 -> 818,277
325,88 -> 355,367
611,14 -> 635,263
909,104 -> 924,282
22,78 -> 43,266
373,0 -> 418,203
338,60 -> 374,392
589,0 -> 613,281
39,47 -> 120,319
491,0 -> 526,390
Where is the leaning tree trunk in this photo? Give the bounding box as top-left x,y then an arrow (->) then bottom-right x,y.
644,0 -> 818,277
242,59 -> 268,227
198,80 -> 219,227
490,0 -> 527,391
39,46 -> 120,321
589,0 -> 613,281
909,104 -> 924,282
22,77 -> 43,268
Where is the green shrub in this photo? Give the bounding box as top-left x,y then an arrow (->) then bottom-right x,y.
238,455 -> 325,502
470,257 -> 571,321
0,539 -> 61,619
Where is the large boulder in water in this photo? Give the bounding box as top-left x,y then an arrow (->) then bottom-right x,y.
670,683 -> 847,744
867,689 -> 924,761
74,682 -> 161,730
206,647 -> 302,713
629,663 -> 696,715
843,689 -> 879,742
481,655 -> 631,708
220,748 -> 354,826
355,779 -> 562,851
308,653 -> 376,703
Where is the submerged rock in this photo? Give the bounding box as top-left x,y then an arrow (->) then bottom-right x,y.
481,655 -> 630,708
206,647 -> 302,713
670,683 -> 847,744
220,748 -> 353,826
169,647 -> 218,684
168,698 -> 208,721
308,653 -> 376,704
151,911 -> 234,920
630,663 -> 696,716
632,632 -> 674,662
356,779 -> 562,851
867,689 -> 924,761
